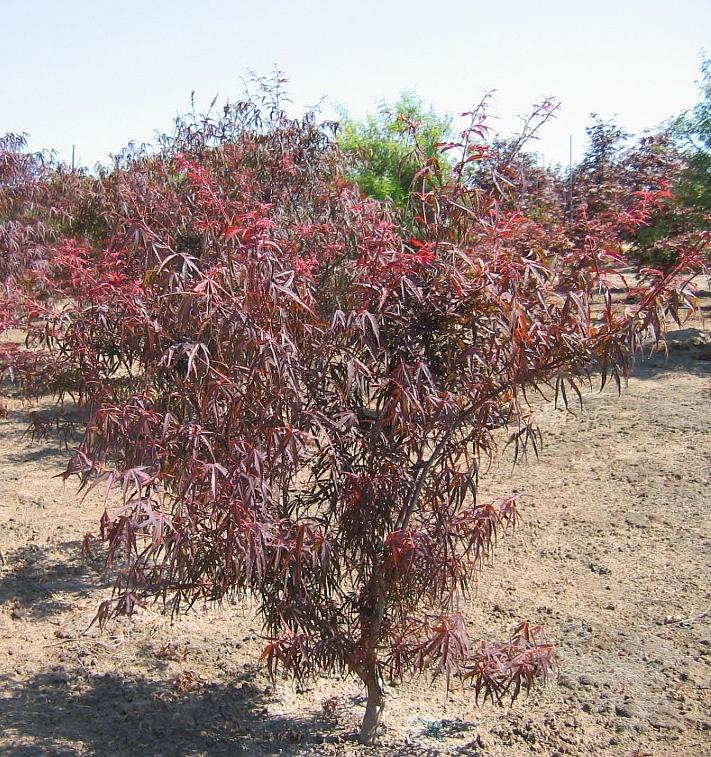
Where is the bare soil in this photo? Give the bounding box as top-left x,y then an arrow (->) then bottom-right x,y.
0,321 -> 709,756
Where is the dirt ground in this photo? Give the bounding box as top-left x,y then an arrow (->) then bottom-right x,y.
0,317 -> 709,755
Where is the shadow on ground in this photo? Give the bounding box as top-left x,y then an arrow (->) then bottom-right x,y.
0,669 -> 373,756
0,541 -> 102,620
630,327 -> 710,381
0,407 -> 77,467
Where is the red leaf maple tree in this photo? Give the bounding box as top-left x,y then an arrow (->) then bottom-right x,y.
0,86 -> 703,743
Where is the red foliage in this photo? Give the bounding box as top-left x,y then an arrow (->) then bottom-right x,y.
0,84 -> 704,744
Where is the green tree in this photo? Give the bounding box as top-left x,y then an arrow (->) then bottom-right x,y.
674,56 -> 711,213
337,93 -> 451,208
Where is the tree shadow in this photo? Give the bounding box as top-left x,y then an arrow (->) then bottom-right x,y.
2,443 -> 73,466
0,541 -> 101,620
631,327 -> 710,381
0,407 -> 77,466
0,668 -> 358,756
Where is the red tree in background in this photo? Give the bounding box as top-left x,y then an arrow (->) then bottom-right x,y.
0,133 -> 101,404
0,85 -> 704,743
569,117 -> 710,277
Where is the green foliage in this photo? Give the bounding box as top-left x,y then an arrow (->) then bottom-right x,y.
674,57 -> 711,213
337,93 -> 451,207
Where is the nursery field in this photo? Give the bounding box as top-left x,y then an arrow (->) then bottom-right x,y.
0,307 -> 709,756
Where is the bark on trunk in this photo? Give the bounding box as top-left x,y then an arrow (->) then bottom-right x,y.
356,564 -> 387,745
359,679 -> 384,745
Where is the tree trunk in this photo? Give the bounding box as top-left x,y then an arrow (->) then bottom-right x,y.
359,679 -> 384,745
356,567 -> 387,745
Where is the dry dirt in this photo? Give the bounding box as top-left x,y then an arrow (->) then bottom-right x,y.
0,320 -> 709,756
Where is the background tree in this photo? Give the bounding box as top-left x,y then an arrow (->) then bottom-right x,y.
567,114 -> 709,273
0,134 -> 97,403
674,56 -> 711,213
336,92 -> 451,209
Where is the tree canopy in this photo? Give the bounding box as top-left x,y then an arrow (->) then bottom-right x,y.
336,93 -> 451,208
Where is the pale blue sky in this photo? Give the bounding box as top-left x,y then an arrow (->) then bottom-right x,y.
2,1 -> 709,168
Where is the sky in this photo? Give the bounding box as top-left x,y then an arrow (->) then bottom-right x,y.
2,0 -> 709,169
